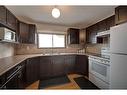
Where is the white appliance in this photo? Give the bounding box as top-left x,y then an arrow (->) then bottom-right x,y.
89,48 -> 110,89
0,27 -> 16,42
96,30 -> 110,37
110,22 -> 127,89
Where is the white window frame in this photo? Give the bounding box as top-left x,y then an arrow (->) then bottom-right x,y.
37,33 -> 66,48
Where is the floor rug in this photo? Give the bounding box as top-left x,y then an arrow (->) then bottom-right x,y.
74,77 -> 99,89
39,75 -> 70,89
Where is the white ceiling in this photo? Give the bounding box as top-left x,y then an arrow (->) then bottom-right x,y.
6,6 -> 116,28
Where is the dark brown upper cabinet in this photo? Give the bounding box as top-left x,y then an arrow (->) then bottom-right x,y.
0,6 -> 6,25
6,9 -> 17,31
18,21 -> 29,43
86,15 -> 115,44
86,24 -> 102,44
0,6 -> 36,44
115,6 -> 127,25
18,21 -> 36,44
29,24 -> 37,44
106,15 -> 115,29
97,15 -> 115,32
67,28 -> 80,44
86,27 -> 91,43
97,19 -> 107,32
0,6 -> 17,31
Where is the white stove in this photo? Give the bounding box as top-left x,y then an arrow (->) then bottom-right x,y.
88,47 -> 110,89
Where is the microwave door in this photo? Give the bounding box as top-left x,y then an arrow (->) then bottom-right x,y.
4,31 -> 11,41
11,32 -> 15,41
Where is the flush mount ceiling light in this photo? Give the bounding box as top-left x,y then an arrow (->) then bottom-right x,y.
52,8 -> 60,18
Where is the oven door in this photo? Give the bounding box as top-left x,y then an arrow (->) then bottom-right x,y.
89,59 -> 110,83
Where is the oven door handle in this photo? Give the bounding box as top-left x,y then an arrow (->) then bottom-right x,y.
0,67 -> 22,89
7,66 -> 22,80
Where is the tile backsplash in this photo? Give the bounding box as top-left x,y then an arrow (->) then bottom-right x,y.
15,44 -> 84,55
86,43 -> 109,54
0,43 -> 15,58
0,42 -> 109,58
86,36 -> 110,54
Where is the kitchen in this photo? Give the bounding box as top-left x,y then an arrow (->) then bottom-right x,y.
0,5 -> 127,90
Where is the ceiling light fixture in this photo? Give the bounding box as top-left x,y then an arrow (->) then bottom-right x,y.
52,7 -> 60,18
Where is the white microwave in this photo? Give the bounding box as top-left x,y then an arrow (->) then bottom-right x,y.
0,27 -> 16,42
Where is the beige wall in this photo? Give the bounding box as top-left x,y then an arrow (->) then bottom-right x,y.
0,43 -> 15,58
36,23 -> 69,33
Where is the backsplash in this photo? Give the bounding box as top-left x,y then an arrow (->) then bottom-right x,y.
86,36 -> 110,54
0,43 -> 15,58
15,44 -> 84,55
86,43 -> 109,54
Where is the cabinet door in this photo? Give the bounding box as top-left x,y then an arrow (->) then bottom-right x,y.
64,55 -> 76,74
115,6 -> 127,25
86,27 -> 91,43
26,57 -> 40,85
40,56 -> 53,79
18,61 -> 27,89
19,21 -> 29,43
75,55 -> 88,77
86,25 -> 97,44
106,15 -> 115,29
0,74 -> 6,89
67,28 -> 79,44
6,10 -> 17,31
29,24 -> 36,44
98,19 -> 107,32
0,6 -> 6,25
52,55 -> 65,77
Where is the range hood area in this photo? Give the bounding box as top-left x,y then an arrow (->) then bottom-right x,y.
96,30 -> 110,37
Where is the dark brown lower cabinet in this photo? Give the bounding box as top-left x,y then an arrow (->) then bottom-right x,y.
0,74 -> 7,89
40,56 -> 53,79
0,61 -> 26,89
52,55 -> 65,77
75,55 -> 88,77
0,54 -> 89,89
26,57 -> 40,85
64,55 -> 76,74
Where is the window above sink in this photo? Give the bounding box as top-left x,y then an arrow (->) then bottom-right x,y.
38,33 -> 66,48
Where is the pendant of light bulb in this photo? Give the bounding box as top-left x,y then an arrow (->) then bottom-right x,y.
52,7 -> 60,18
